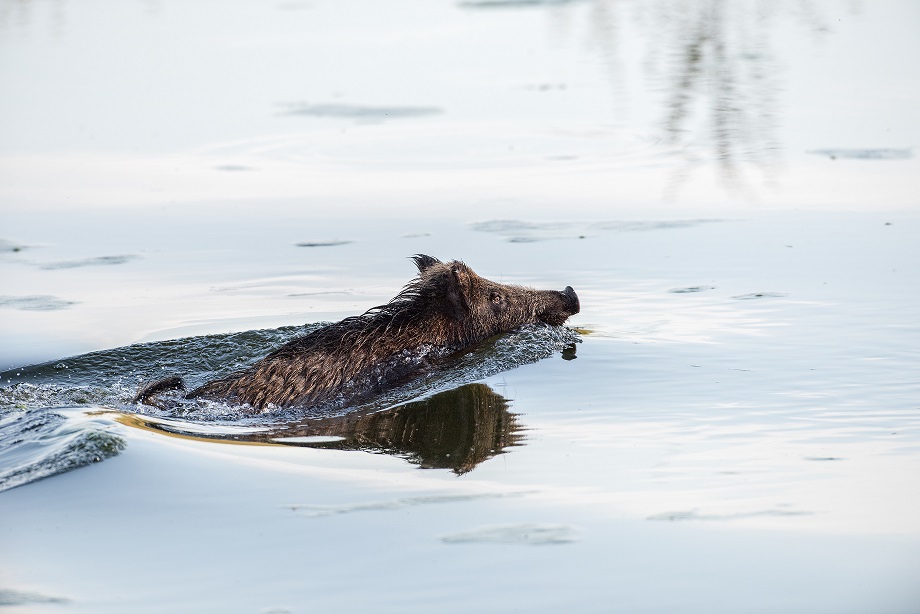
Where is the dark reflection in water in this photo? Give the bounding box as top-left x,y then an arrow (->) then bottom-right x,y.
126,383 -> 522,475
466,0 -> 844,197
273,383 -> 521,474
661,2 -> 780,193
601,0 -> 832,196
3,0 -> 858,199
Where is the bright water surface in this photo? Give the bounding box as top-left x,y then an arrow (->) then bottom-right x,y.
1,1 -> 919,612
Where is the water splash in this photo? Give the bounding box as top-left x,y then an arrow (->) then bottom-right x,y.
0,323 -> 580,487
1,322 -> 579,421
0,407 -> 125,492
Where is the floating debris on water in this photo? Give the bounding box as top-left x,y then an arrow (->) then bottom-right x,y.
0,238 -> 29,253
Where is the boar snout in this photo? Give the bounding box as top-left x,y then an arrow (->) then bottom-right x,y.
537,286 -> 579,326
562,286 -> 580,315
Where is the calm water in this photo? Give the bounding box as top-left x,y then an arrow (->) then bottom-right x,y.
2,1 -> 919,612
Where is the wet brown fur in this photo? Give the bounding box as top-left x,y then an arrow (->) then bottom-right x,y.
147,255 -> 578,410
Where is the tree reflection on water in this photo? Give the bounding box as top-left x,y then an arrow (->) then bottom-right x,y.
572,0 -> 839,197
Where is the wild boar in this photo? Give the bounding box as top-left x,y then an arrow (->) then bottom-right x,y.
135,254 -> 579,411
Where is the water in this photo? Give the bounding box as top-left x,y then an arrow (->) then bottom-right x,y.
2,0 -> 920,612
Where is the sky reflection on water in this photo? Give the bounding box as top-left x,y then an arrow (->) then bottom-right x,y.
1,1 -> 919,612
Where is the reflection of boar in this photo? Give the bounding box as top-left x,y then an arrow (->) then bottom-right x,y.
136,255 -> 579,410
272,383 -> 520,474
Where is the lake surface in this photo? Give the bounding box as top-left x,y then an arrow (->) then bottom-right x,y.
1,1 -> 919,612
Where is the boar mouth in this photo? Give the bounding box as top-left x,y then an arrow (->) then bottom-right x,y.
537,286 -> 580,326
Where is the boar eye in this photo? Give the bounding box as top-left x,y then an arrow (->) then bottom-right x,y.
489,291 -> 503,305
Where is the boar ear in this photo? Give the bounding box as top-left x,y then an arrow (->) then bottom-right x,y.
412,254 -> 441,273
444,263 -> 472,320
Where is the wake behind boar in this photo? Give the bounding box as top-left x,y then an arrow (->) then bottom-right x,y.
135,254 -> 579,411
